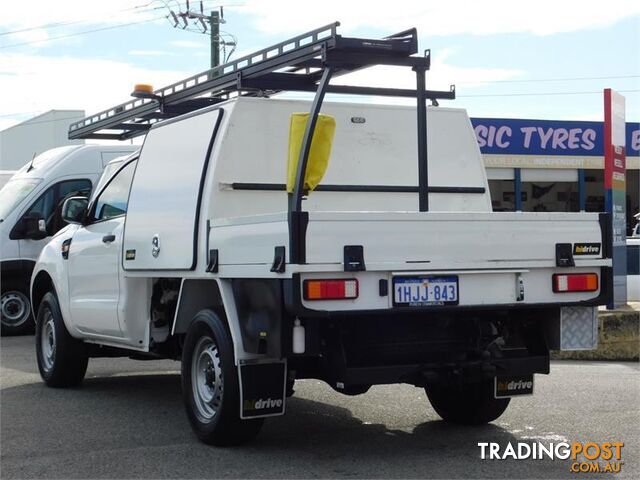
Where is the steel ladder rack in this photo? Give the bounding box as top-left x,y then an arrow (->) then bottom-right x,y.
68,22 -> 454,142
69,21 -> 457,264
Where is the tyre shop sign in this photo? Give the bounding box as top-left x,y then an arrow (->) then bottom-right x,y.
470,118 -> 640,158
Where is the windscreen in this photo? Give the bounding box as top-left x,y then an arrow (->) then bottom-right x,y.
0,178 -> 41,221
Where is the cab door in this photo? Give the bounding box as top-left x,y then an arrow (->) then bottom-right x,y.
67,161 -> 136,338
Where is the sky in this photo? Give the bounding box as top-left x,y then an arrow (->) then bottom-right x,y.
0,0 -> 639,134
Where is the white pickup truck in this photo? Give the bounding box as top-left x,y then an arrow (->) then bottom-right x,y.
31,24 -> 611,446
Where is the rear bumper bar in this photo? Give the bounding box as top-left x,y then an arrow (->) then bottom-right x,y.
298,355 -> 550,387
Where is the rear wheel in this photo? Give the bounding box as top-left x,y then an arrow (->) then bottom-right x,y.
425,379 -> 510,425
35,292 -> 88,387
1,285 -> 34,336
181,309 -> 264,446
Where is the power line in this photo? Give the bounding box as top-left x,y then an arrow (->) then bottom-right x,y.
283,89 -> 640,102
458,89 -> 640,98
0,2 -> 166,37
1,19 -> 88,36
0,0 -> 240,37
163,1 -> 237,67
0,17 -> 164,49
2,91 -> 639,129
458,74 -> 640,85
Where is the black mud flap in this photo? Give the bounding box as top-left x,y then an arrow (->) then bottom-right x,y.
494,374 -> 534,399
239,361 -> 287,419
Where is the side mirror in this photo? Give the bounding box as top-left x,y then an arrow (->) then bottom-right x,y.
22,213 -> 48,240
61,196 -> 89,225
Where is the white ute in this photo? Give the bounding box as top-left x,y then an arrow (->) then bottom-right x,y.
31,24 -> 611,446
0,145 -> 136,334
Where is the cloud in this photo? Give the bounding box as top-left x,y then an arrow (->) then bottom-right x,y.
232,0 -> 640,36
170,40 -> 205,48
0,119 -> 21,131
322,49 -> 522,108
0,0 -> 158,30
0,52 -> 191,129
7,28 -> 50,45
128,49 -> 174,56
0,0 -> 161,48
0,42 -> 523,130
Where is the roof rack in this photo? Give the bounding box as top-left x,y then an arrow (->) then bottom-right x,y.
68,22 -> 454,142
71,22 -> 457,264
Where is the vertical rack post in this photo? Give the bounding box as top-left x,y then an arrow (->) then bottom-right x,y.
414,65 -> 429,212
288,66 -> 334,264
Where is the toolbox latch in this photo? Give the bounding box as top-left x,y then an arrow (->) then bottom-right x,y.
344,245 -> 366,272
555,243 -> 575,267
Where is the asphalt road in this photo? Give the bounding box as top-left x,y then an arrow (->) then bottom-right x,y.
1,335 -> 638,479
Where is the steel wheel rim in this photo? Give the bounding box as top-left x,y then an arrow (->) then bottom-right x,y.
40,311 -> 56,372
1,291 -> 30,327
191,335 -> 223,422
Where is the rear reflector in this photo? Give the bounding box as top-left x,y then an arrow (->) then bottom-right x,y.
304,279 -> 359,300
552,273 -> 598,293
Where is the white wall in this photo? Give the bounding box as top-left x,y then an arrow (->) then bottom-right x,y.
0,110 -> 85,170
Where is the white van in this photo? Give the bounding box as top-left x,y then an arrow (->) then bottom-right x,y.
0,145 -> 136,335
0,171 -> 17,189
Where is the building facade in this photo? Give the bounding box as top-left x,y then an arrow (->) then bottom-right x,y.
0,110 -> 85,171
472,118 -> 640,235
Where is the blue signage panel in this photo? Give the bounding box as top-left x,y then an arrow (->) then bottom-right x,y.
470,118 -> 640,157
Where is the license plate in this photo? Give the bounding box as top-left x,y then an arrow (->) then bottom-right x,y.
392,275 -> 459,306
494,375 -> 534,398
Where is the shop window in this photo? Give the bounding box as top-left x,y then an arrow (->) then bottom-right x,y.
489,179 -> 519,211
585,170 -> 605,212
521,182 -> 579,212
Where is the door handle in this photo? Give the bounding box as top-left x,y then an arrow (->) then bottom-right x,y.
102,234 -> 116,243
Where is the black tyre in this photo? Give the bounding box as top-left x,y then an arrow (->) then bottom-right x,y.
425,379 -> 510,425
181,309 -> 264,446
35,292 -> 88,387
1,284 -> 35,336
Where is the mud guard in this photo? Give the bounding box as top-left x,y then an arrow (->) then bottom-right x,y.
239,360 -> 287,419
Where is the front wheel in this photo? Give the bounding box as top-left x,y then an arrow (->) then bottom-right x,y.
425,379 -> 510,425
1,286 -> 34,336
35,292 -> 88,387
181,309 -> 264,446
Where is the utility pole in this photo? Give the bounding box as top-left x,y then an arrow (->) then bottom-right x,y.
165,1 -> 235,69
210,10 -> 220,68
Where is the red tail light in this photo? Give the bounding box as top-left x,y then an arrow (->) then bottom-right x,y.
552,273 -> 598,293
304,279 -> 359,300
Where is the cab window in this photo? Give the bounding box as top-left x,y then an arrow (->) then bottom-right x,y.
92,161 -> 136,222
22,179 -> 92,236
